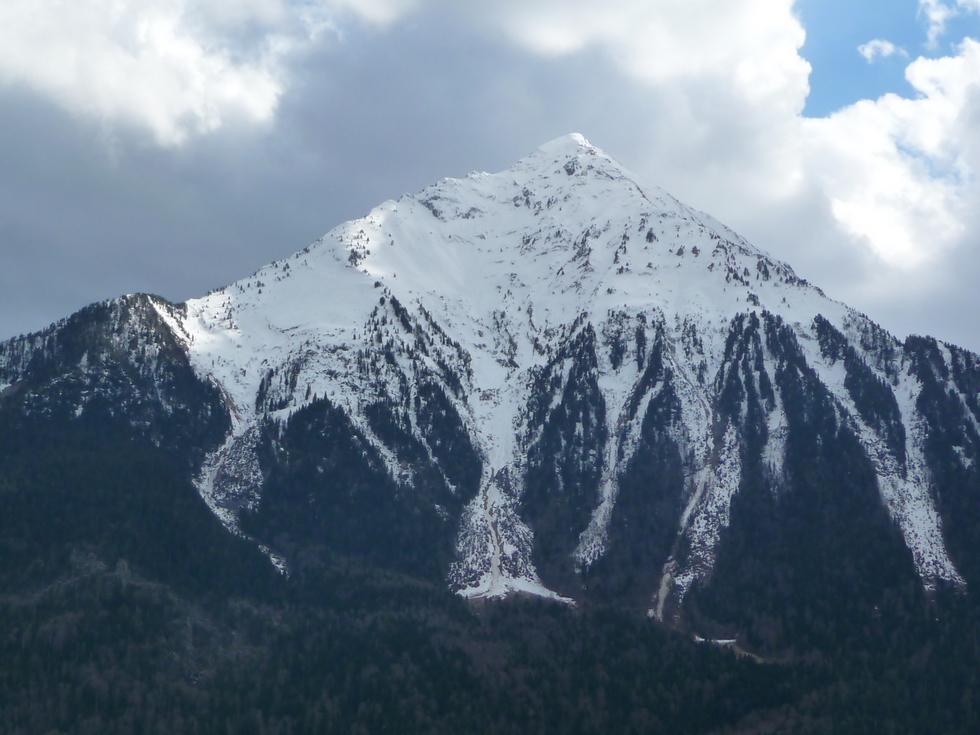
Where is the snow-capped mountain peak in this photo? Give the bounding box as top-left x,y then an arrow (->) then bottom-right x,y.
8,135 -> 978,621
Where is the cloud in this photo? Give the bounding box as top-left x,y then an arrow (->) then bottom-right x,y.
329,0 -> 420,25
920,0 -> 958,46
450,2 -> 976,269
919,0 -> 980,47
463,0 -> 809,106
858,39 -> 907,63
0,0 -> 417,146
803,40 -> 979,269
450,0 -> 813,198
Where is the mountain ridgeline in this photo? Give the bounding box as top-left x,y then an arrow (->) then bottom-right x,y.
3,134 -> 980,665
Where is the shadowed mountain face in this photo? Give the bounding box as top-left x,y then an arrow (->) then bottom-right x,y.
3,135 -> 980,657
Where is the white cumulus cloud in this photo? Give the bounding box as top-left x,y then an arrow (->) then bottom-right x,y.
802,40 -> 979,268
0,0 -> 417,146
858,39 -> 907,62
453,0 -> 813,199
463,0 -> 809,105
919,0 -> 980,46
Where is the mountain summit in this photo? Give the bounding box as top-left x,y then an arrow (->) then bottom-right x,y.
3,135 -> 980,641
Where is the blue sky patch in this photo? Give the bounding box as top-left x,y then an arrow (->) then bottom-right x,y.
798,0 -> 980,116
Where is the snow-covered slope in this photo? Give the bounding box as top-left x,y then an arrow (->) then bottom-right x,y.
127,133 -> 973,614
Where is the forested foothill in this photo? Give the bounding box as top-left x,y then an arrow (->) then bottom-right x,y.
2,542 -> 980,734
1,405 -> 979,734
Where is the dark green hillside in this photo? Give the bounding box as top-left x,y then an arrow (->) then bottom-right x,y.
523,324 -> 608,597
688,314 -> 922,655
0,296 -> 276,597
4,551 -> 980,735
906,337 -> 980,587
242,394 -> 470,583
583,325 -> 687,609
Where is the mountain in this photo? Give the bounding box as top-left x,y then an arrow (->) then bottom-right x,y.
3,134 -> 980,657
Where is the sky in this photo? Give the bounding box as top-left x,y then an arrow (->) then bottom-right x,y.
1,0 -> 979,352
